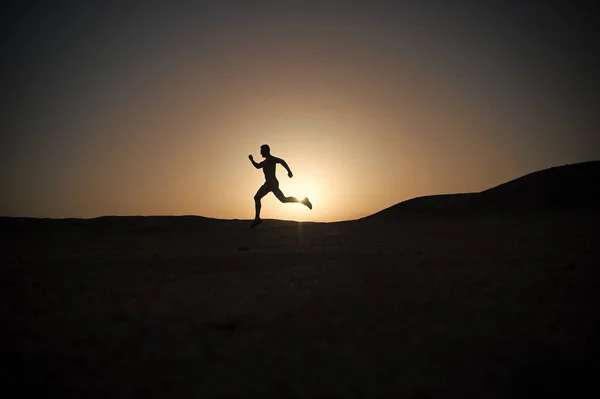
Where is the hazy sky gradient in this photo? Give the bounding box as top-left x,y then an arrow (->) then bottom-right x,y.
3,1 -> 599,221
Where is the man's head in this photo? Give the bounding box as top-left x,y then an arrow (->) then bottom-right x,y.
260,144 -> 270,158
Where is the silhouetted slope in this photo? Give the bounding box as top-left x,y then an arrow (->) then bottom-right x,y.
480,161 -> 600,208
365,161 -> 600,219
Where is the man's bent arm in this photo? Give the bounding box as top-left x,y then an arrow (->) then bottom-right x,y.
250,158 -> 263,169
276,158 -> 293,176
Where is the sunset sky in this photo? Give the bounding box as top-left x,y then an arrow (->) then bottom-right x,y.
3,1 -> 599,222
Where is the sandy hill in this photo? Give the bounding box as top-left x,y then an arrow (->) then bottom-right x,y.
365,160 -> 600,219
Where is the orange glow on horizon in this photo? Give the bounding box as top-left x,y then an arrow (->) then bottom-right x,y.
3,4 -> 596,221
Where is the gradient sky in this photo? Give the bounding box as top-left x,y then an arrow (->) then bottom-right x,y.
3,1 -> 599,221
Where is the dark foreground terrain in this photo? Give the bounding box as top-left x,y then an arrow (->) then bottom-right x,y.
2,211 -> 599,398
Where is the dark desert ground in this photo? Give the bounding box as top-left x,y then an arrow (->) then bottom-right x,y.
2,162 -> 600,398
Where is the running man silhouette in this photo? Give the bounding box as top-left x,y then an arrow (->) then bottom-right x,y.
248,144 -> 312,228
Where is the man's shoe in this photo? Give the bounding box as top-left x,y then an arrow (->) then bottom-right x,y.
302,198 -> 312,210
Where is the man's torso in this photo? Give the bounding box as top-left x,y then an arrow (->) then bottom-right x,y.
262,157 -> 277,182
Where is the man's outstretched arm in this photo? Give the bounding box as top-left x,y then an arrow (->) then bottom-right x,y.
276,157 -> 293,177
248,155 -> 263,169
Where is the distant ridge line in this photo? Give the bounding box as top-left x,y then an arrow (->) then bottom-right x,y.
2,161 -> 599,224
364,160 -> 600,219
